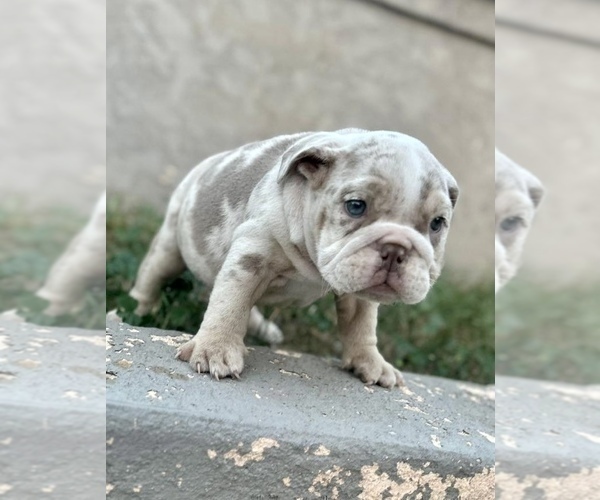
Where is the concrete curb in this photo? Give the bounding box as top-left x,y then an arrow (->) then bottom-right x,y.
106,321 -> 494,499
495,376 -> 600,499
0,320 -> 105,499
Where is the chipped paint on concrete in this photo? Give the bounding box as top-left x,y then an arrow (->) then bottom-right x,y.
33,337 -> 59,344
308,465 -> 344,498
223,438 -> 280,467
282,477 -> 291,487
573,431 -> 600,445
150,334 -> 193,347
358,464 -> 415,499
106,322 -> 494,497
459,384 -> 495,402
279,368 -> 311,379
313,445 -> 331,456
358,462 -> 494,500
403,404 -> 427,414
501,434 -> 518,449
431,435 -> 442,448
69,335 -> 104,347
496,467 -> 600,499
62,390 -> 86,400
124,338 -> 145,348
0,484 -> 13,495
542,383 -> 600,402
146,390 -> 162,400
116,359 -> 133,369
273,349 -> 302,358
478,431 -> 495,443
17,359 -> 41,369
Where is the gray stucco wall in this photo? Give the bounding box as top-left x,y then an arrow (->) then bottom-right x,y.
107,0 -> 494,279
0,0 -> 105,213
496,0 -> 600,284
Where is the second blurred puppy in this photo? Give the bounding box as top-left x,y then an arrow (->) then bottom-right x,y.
495,150 -> 544,292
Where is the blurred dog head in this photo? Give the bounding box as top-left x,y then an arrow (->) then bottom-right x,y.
495,150 -> 543,292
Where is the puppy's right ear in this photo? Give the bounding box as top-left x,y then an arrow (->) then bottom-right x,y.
277,134 -> 339,188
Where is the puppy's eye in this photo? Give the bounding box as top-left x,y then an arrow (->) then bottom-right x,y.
500,216 -> 523,232
429,216 -> 446,233
345,199 -> 367,218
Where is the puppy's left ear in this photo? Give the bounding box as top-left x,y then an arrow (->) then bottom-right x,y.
446,173 -> 459,208
525,171 -> 544,208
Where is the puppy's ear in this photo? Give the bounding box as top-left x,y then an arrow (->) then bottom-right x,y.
448,181 -> 459,208
496,148 -> 544,208
525,172 -> 544,208
277,135 -> 339,187
444,172 -> 459,208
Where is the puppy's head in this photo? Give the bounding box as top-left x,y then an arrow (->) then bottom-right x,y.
278,130 -> 458,304
495,149 -> 544,293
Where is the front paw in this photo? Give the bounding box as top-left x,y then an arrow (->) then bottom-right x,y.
176,335 -> 247,380
343,348 -> 404,388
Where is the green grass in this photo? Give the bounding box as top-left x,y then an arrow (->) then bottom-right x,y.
496,276 -> 600,384
107,199 -> 494,384
0,206 -> 105,329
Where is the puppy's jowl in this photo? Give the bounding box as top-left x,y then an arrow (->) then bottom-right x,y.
495,150 -> 544,293
131,129 -> 459,388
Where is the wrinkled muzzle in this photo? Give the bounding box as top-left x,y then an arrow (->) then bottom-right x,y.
318,223 -> 436,304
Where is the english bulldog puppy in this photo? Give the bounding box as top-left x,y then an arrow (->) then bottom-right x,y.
131,129 -> 459,388
495,150 -> 544,293
37,192 -> 106,315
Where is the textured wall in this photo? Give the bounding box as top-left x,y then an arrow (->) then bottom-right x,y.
496,0 -> 600,283
107,0 -> 494,278
0,0 -> 105,212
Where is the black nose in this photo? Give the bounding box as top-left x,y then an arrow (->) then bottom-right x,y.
380,244 -> 407,272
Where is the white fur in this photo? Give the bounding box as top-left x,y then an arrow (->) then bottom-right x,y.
131,130 -> 458,387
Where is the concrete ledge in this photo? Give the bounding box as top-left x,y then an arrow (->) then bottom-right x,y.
495,376 -> 600,499
0,320 -> 105,499
106,322 -> 494,499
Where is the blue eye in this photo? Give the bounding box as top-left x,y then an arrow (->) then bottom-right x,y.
345,199 -> 367,218
430,216 -> 445,232
500,216 -> 523,232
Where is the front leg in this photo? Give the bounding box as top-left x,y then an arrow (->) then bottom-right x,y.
335,294 -> 404,388
177,245 -> 274,379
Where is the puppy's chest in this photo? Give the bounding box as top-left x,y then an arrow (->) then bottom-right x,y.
259,274 -> 330,307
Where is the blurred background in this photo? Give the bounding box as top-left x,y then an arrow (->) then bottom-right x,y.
495,0 -> 600,384
107,0 -> 495,383
0,0 -> 106,328
0,1 -> 106,498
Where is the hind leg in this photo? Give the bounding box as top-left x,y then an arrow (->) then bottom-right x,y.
247,307 -> 283,345
130,213 -> 186,315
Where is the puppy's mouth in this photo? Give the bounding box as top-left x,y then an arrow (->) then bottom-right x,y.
356,280 -> 400,303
